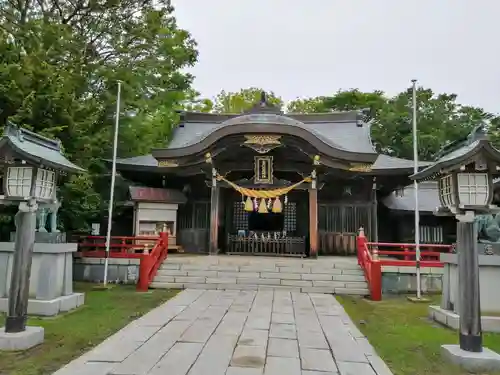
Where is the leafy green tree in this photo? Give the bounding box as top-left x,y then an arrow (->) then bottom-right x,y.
0,0 -> 199,231
287,88 -> 494,160
212,88 -> 283,113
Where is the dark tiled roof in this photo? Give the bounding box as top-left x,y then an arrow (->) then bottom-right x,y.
167,112 -> 376,155
1,124 -> 84,172
381,181 -> 440,212
371,154 -> 432,170
116,154 -> 158,167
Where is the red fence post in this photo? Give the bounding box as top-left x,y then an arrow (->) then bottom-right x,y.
370,260 -> 382,301
137,245 -> 152,292
356,227 -> 366,266
403,246 -> 410,261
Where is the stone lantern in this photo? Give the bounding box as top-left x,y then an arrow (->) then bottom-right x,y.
411,126 -> 500,370
0,124 -> 83,350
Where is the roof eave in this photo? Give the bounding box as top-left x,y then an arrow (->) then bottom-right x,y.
411,140 -> 500,181
4,138 -> 85,174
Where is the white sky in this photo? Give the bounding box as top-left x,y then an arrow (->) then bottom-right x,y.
173,0 -> 499,113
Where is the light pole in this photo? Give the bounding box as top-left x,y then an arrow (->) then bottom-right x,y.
411,79 -> 422,300
103,81 -> 122,286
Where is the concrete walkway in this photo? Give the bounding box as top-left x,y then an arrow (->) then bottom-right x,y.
53,289 -> 393,375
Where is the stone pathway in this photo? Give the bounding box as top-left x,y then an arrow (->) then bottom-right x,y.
53,289 -> 393,375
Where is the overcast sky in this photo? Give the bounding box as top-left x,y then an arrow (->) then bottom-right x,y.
172,0 -> 499,113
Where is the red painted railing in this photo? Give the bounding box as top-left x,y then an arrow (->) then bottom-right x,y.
357,232 -> 382,301
137,232 -> 169,292
356,228 -> 453,301
74,235 -> 160,259
73,234 -> 169,291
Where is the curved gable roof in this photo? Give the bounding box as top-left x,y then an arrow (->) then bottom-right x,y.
155,111 -> 377,162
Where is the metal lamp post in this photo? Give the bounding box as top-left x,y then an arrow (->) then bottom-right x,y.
3,164 -> 57,333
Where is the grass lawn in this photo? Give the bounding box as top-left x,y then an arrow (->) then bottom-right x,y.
337,295 -> 500,375
0,283 -> 178,375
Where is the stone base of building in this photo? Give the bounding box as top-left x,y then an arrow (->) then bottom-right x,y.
73,257 -> 140,284
442,344 -> 500,372
429,305 -> 500,333
381,265 -> 443,294
10,231 -> 67,243
0,293 -> 85,316
0,326 -> 44,351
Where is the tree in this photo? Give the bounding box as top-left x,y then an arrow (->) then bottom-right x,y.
0,0 -> 199,231
287,88 -> 494,160
212,88 -> 283,113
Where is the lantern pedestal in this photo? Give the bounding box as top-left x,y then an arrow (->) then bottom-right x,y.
0,326 -> 44,351
441,345 -> 500,372
3,200 -> 44,346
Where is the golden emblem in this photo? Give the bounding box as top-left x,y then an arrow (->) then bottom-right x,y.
243,135 -> 281,154
158,160 -> 179,168
348,163 -> 373,172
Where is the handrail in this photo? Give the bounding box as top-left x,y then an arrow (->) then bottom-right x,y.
357,230 -> 382,301
74,235 -> 159,258
137,232 -> 169,292
357,227 -> 454,301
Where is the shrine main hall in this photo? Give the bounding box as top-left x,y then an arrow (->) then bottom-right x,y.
108,93 -> 446,257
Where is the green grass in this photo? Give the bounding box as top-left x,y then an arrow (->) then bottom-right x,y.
337,295 -> 500,375
0,283 -> 178,375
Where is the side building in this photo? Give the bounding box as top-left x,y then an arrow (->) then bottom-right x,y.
107,94 -> 441,256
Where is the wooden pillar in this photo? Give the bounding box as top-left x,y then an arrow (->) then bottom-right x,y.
309,170 -> 318,258
209,168 -> 219,255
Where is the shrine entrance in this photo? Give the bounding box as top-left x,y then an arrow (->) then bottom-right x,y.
224,186 -> 307,257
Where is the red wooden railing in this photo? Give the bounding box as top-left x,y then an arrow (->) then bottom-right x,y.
73,233 -> 169,291
356,232 -> 382,301
74,235 -> 160,258
137,232 -> 169,292
356,227 -> 453,301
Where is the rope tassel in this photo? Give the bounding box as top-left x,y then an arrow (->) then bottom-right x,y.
244,196 -> 253,211
272,197 -> 282,213
258,198 -> 268,213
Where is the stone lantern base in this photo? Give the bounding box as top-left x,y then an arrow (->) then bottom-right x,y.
0,326 -> 44,351
442,345 -> 500,372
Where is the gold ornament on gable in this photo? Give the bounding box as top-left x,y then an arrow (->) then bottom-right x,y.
348,163 -> 373,172
158,160 -> 179,168
243,135 -> 282,154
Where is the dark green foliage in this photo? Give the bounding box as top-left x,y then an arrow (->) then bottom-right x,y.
288,88 -> 498,160
0,0 -> 198,231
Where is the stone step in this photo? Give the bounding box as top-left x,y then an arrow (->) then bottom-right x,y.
153,274 -> 367,287
155,268 -> 366,282
149,281 -> 369,296
153,256 -> 368,295
159,264 -> 364,276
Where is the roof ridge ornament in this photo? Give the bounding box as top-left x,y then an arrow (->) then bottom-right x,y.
245,91 -> 283,115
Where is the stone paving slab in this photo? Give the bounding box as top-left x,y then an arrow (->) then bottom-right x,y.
52,289 -> 393,375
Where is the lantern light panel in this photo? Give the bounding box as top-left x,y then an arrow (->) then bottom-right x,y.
439,174 -> 456,209
35,168 -> 55,200
6,167 -> 33,198
5,166 -> 55,200
457,172 -> 489,207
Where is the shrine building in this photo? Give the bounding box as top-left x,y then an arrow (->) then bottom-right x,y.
108,93 -> 449,257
